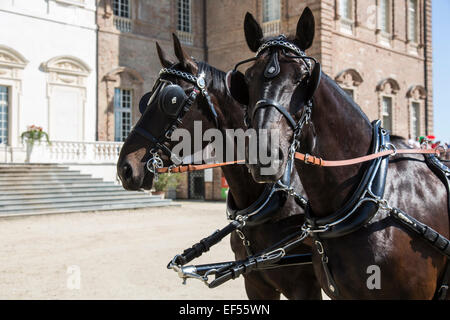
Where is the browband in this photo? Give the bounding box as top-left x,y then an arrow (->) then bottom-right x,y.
255,35 -> 312,69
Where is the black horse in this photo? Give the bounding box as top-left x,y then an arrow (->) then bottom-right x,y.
116,34 -> 321,300
228,8 -> 449,299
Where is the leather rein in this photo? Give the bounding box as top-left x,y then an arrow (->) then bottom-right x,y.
155,147 -> 442,173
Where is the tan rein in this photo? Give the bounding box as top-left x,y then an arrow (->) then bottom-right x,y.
156,148 -> 442,173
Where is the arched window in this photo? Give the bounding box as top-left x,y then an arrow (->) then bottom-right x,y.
376,78 -> 400,134
102,67 -> 144,142
42,56 -> 91,142
335,68 -> 363,101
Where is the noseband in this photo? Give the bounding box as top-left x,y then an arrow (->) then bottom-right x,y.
133,66 -> 219,179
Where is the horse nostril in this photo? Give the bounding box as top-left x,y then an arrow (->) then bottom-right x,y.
122,162 -> 133,180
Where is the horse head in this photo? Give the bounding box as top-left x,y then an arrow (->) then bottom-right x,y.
228,7 -> 321,183
117,34 -> 223,190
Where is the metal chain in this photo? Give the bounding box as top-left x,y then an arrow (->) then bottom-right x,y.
159,68 -> 198,84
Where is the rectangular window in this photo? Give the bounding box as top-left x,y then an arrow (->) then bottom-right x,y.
379,0 -> 390,34
112,0 -> 130,18
114,88 -> 132,142
340,0 -> 352,20
411,102 -> 420,139
382,96 -> 393,133
263,0 -> 281,23
177,0 -> 192,33
408,0 -> 418,42
0,86 -> 8,145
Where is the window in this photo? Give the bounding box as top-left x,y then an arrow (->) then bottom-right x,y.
408,0 -> 418,42
343,88 -> 354,99
112,0 -> 130,18
378,0 -> 390,34
340,0 -> 352,20
177,0 -> 192,33
0,86 -> 8,145
114,88 -> 132,142
410,102 -> 420,139
263,0 -> 281,23
382,96 -> 392,132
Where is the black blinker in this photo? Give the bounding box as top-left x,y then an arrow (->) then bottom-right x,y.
158,85 -> 188,118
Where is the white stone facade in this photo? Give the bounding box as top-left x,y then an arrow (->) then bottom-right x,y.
0,0 -> 98,163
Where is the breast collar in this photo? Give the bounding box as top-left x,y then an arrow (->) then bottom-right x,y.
304,120 -> 391,239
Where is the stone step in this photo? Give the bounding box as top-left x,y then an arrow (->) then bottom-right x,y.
0,190 -> 148,200
0,178 -> 105,187
0,182 -> 119,192
0,164 -> 172,217
0,171 -> 83,177
0,165 -> 69,172
0,174 -> 94,181
0,197 -> 170,213
0,186 -> 127,195
0,200 -> 178,218
0,193 -> 160,206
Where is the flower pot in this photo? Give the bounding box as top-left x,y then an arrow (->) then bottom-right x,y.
152,191 -> 165,199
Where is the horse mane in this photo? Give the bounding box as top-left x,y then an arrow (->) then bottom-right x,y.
197,61 -> 237,108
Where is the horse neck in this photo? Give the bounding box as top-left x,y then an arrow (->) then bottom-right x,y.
208,81 -> 266,209
297,74 -> 373,217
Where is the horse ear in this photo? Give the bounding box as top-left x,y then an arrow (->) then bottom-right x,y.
294,7 -> 315,51
304,62 -> 321,102
172,33 -> 198,74
244,12 -> 263,53
226,70 -> 249,106
156,42 -> 174,68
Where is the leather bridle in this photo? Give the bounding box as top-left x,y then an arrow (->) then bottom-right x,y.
133,66 -> 219,179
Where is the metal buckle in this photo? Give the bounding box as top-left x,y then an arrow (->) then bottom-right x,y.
146,152 -> 164,180
385,143 -> 397,156
304,153 -> 315,165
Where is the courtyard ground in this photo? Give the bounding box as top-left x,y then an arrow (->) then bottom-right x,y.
0,201 -> 249,299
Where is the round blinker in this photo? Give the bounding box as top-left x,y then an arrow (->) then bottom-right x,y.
158,84 -> 188,118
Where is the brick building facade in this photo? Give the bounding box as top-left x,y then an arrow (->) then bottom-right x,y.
97,0 -> 432,200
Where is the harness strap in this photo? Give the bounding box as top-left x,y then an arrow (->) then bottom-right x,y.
171,220 -> 241,266
156,160 -> 245,173
253,99 -> 298,129
389,208 -> 450,258
295,148 -> 441,167
154,149 -> 442,174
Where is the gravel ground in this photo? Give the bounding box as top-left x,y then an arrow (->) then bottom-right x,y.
0,201 -> 249,300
